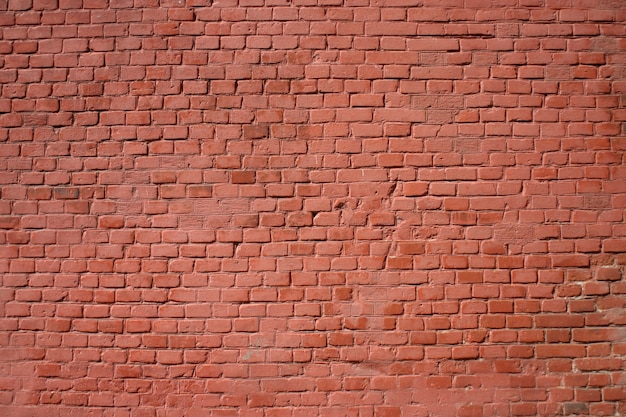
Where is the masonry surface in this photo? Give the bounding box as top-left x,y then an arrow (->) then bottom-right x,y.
0,0 -> 625,416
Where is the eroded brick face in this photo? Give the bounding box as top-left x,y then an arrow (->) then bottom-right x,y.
0,0 -> 625,416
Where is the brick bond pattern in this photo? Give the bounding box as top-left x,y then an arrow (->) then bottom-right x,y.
0,0 -> 625,416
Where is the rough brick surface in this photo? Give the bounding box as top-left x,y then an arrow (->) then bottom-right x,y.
0,0 -> 625,416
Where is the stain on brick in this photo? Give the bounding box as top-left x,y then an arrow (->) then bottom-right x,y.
53,187 -> 79,199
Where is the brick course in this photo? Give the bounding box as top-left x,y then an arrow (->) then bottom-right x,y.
0,0 -> 625,416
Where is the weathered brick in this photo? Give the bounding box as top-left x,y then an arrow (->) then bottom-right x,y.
0,1 -> 623,415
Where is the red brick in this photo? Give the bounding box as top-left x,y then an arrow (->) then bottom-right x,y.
231,171 -> 256,184
1,1 -> 624,415
536,345 -> 587,358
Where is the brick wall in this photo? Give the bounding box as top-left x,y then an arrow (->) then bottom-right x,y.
1,0 -> 625,416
